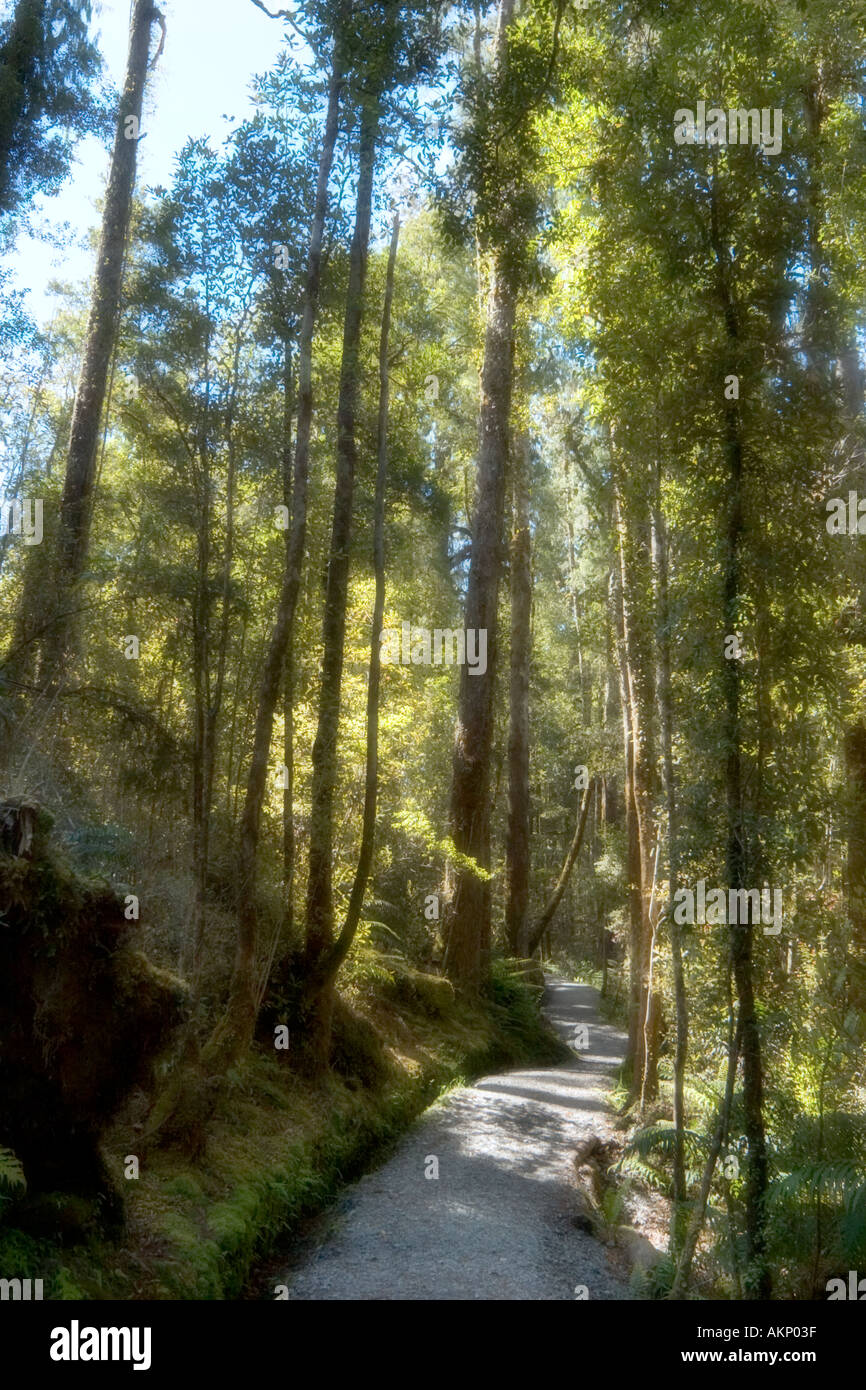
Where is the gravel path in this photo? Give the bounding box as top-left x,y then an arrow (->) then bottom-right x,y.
277,977 -> 630,1300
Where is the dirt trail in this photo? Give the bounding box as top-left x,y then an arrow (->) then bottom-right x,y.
275,977 -> 630,1300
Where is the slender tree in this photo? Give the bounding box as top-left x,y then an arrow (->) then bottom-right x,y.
39,0 -> 163,685
204,49 -> 345,1068
506,425 -> 532,956
307,212 -> 400,996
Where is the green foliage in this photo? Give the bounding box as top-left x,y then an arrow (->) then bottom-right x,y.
595,1179 -> 628,1241
621,1125 -> 710,1195
767,1161 -> 866,1277
0,967 -> 558,1298
485,957 -> 571,1065
0,0 -> 106,225
632,1252 -> 677,1301
0,1145 -> 26,1211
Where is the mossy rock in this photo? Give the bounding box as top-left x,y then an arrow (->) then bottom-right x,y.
329,998 -> 389,1089
405,969 -> 455,1017
386,965 -> 455,1018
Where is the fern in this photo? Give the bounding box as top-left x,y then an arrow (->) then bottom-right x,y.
766,1162 -> 866,1268
624,1124 -> 710,1162
632,1252 -> 677,1300
768,1161 -> 866,1207
0,1146 -> 26,1207
587,1179 -> 630,1240
841,1185 -> 866,1258
682,1075 -> 727,1116
620,1153 -> 670,1192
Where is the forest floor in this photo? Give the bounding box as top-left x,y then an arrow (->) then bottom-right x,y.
268,978 -> 634,1300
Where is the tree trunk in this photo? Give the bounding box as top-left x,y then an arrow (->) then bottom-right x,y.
189,330 -> 213,993
202,58 -> 343,1071
191,316 -> 241,990
308,212 -> 399,1004
506,429 -> 531,956
612,532 -> 643,1082
710,166 -> 770,1298
613,470 -> 660,1104
39,0 -> 160,684
442,0 -> 517,995
442,258 -> 515,992
651,459 -> 688,1225
302,91 -> 382,1062
281,346 -> 295,943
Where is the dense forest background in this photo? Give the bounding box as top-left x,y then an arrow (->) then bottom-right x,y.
2,0 -> 866,1303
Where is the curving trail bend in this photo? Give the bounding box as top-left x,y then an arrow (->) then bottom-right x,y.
278,978 -> 630,1301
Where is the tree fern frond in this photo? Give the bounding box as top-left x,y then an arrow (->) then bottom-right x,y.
624,1124 -> 710,1161
0,1146 -> 26,1202
768,1162 -> 866,1207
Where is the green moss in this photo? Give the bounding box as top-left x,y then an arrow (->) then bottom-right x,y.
163,1175 -> 205,1201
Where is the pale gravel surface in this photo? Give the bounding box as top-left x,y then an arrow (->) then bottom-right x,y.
277,977 -> 630,1300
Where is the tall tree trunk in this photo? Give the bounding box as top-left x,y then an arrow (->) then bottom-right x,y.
442,257 -> 515,992
844,568 -> 866,951
281,346 -> 295,943
808,75 -> 866,990
566,455 -> 591,727
506,429 -> 531,956
442,0 -> 516,994
189,350 -> 213,993
191,317 -> 242,990
202,58 -> 343,1070
651,458 -> 688,1227
612,529 -> 643,1082
710,167 -> 770,1298
302,91 -> 382,1060
307,212 -> 399,1007
39,0 -> 161,685
613,470 -> 660,1105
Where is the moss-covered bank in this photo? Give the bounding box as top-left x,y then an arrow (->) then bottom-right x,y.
0,959 -> 567,1300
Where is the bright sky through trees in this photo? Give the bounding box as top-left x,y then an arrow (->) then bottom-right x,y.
9,0 -> 286,323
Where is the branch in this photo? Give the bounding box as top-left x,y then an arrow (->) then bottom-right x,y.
150,8 -> 166,68
500,0 -> 567,144
527,777 -> 596,955
248,0 -> 313,46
